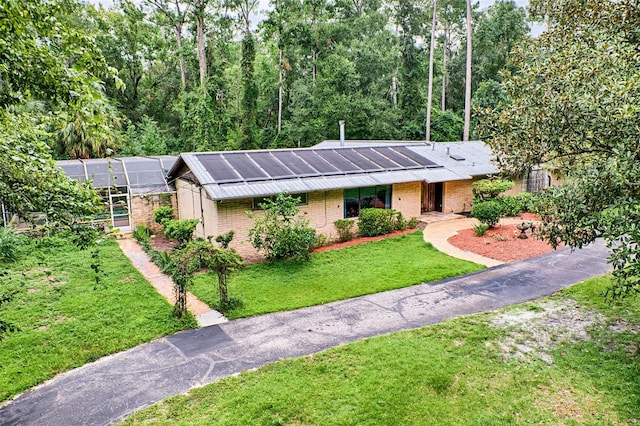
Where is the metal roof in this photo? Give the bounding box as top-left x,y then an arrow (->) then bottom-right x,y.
170,145 -> 477,201
57,156 -> 177,194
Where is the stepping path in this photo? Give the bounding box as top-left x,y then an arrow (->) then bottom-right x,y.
0,240 -> 611,426
117,239 -> 227,327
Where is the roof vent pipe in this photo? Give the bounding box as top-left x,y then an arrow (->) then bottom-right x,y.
339,120 -> 345,147
446,146 -> 450,155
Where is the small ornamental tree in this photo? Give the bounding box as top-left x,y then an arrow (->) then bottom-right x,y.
472,179 -> 514,202
169,239 -> 242,316
247,193 -> 316,261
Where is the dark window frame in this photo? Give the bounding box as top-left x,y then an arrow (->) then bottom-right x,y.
252,193 -> 309,210
344,185 -> 392,218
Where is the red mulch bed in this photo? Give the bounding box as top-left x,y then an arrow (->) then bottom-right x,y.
148,234 -> 178,252
447,215 -> 560,262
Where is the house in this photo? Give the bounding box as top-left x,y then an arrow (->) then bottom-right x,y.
55,156 -> 178,232
167,141 -> 523,256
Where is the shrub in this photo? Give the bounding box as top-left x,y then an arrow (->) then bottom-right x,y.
358,208 -> 395,237
473,223 -> 490,237
394,211 -> 407,231
247,193 -> 317,261
334,219 -> 356,242
496,192 -> 534,217
407,217 -> 419,229
471,200 -> 502,227
133,225 -> 151,247
472,179 -> 514,202
0,227 -> 25,262
163,219 -> 199,245
314,233 -> 332,248
153,206 -> 174,225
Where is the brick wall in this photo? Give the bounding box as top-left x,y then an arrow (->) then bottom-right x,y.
130,193 -> 176,232
443,179 -> 475,213
392,182 -> 422,219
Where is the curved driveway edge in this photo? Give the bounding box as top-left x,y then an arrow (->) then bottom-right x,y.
0,241 -> 611,426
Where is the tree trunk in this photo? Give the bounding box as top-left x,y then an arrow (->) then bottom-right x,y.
278,47 -> 283,133
195,0 -> 207,98
174,24 -> 187,90
463,0 -> 472,141
426,0 -> 438,142
441,26 -> 449,111
218,271 -> 228,310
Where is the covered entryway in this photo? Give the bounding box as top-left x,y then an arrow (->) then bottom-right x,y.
422,182 -> 443,213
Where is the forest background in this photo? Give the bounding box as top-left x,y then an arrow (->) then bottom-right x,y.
3,0 -> 536,160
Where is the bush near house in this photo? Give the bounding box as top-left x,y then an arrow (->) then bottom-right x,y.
247,193 -> 317,261
163,219 -> 199,246
333,219 -> 356,242
152,206 -> 174,225
471,200 -> 502,227
472,179 -> 514,201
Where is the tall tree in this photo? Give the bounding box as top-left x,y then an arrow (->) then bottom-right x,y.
462,0 -> 472,140
477,0 -> 640,298
425,0 -> 438,141
146,0 -> 190,90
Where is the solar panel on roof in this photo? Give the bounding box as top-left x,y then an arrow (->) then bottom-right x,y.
223,153 -> 269,181
295,151 -> 341,174
450,154 -> 465,161
393,146 -> 440,168
250,152 -> 295,179
271,151 -> 319,177
317,150 -> 360,173
355,147 -> 402,169
336,149 -> 383,171
198,154 -> 241,183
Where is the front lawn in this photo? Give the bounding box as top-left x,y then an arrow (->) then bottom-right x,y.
123,275 -> 640,425
0,237 -> 194,402
190,231 -> 484,319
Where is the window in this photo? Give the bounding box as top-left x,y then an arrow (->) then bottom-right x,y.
252,193 -> 308,210
344,185 -> 392,218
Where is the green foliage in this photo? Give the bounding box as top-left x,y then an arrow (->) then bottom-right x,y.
477,0 -> 640,298
133,225 -> 152,247
333,219 -> 356,242
497,193 -> 533,217
407,217 -> 419,229
214,231 -> 235,249
66,223 -> 102,250
0,228 -> 26,262
153,206 -> 174,225
473,223 -> 490,237
358,208 -> 395,237
247,193 -> 317,261
471,179 -> 514,202
163,219 -> 198,245
471,200 -> 502,227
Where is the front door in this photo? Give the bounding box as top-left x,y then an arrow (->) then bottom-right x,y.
422,182 -> 443,213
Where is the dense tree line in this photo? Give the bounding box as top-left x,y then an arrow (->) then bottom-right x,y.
2,0 -> 530,159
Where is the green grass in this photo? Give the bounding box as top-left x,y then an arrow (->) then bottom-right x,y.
190,231 -> 484,319
0,237 -> 195,402
123,275 -> 640,425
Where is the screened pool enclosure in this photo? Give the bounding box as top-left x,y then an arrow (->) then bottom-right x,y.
56,156 -> 177,231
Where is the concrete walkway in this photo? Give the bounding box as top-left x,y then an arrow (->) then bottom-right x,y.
0,240 -> 611,426
423,216 -> 538,267
117,239 -> 227,327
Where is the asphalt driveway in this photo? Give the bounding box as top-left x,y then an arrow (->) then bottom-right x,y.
0,240 -> 611,426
